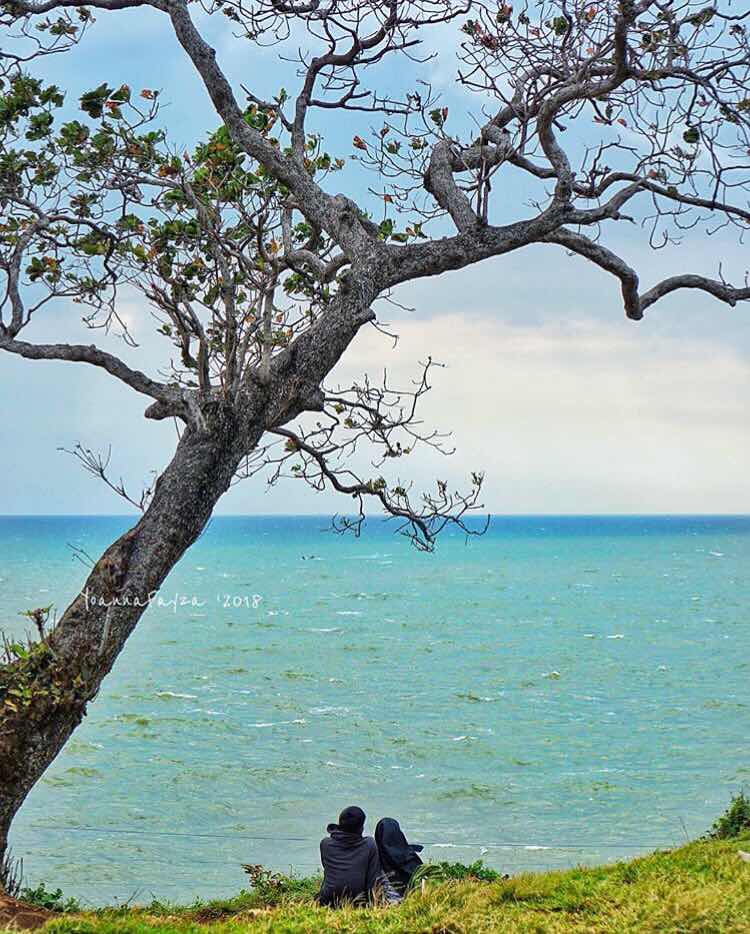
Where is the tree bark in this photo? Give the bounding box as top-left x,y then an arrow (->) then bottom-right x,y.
0,407 -> 255,869
0,282 -> 375,886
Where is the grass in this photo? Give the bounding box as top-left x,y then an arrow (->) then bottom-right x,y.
22,835 -> 750,934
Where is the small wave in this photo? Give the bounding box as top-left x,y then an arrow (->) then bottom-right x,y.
69,741 -> 103,751
336,610 -> 362,616
343,553 -> 392,561
252,719 -> 307,728
709,551 -> 724,557
437,783 -> 493,800
118,714 -> 151,726
155,691 -> 197,700
65,766 -> 101,778
308,627 -> 342,633
456,692 -> 497,703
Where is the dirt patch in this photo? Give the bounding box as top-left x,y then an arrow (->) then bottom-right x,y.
192,906 -> 231,923
0,895 -> 51,931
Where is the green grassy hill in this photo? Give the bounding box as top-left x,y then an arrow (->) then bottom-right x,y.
27,835 -> 750,934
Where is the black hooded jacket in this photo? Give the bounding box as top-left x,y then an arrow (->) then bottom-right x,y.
318,825 -> 384,906
374,818 -> 423,893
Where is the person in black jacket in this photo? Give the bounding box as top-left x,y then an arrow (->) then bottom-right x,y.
374,817 -> 423,894
318,806 -> 400,907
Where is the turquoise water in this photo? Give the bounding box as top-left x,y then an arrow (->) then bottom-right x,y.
2,515 -> 749,905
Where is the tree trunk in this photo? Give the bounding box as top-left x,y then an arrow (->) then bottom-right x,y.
0,410 -> 254,873
0,285 -> 376,885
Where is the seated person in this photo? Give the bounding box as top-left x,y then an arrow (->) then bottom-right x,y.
375,817 -> 423,894
318,806 -> 400,906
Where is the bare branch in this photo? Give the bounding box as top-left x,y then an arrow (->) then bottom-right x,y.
0,335 -> 177,406
60,443 -> 156,511
544,227 -> 750,319
241,359 -> 488,550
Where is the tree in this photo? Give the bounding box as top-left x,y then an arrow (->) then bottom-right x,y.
0,0 -> 748,877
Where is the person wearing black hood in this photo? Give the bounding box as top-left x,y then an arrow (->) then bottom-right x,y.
317,806 -> 400,907
374,818 -> 424,894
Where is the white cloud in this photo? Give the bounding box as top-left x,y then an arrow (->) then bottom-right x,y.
3,273 -> 748,515
316,310 -> 750,515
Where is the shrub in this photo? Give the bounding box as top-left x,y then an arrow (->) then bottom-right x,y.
410,859 -> 501,888
0,850 -> 23,900
707,791 -> 750,839
240,864 -> 320,906
19,881 -> 81,913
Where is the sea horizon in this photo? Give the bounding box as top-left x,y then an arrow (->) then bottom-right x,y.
3,514 -> 749,904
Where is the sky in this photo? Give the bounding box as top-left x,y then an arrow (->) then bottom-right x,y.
1,6 -> 748,516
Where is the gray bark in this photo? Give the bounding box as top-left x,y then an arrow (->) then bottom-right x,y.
0,410 -> 254,862
0,285 -> 374,873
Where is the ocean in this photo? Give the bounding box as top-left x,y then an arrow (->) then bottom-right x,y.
1,515 -> 748,905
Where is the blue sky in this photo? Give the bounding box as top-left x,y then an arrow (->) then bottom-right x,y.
1,7 -> 749,515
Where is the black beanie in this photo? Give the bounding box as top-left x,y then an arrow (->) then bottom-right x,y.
336,805 -> 366,834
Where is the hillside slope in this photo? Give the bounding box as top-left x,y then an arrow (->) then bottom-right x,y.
22,836 -> 750,934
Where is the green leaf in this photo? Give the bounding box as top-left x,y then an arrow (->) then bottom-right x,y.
25,112 -> 54,141
109,84 -> 131,103
682,127 -> 700,144
377,218 -> 394,241
79,83 -> 113,119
